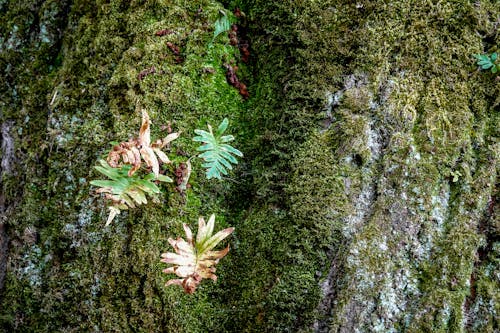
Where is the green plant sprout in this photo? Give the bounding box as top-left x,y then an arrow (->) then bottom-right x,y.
474,52 -> 499,73
90,160 -> 172,225
193,118 -> 243,179
211,10 -> 233,44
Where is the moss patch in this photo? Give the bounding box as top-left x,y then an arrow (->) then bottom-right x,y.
1,0 -> 499,332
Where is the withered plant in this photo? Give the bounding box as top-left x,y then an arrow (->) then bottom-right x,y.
160,214 -> 234,294
107,109 -> 180,177
91,109 -> 178,224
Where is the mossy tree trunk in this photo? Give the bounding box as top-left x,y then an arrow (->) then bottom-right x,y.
1,0 -> 498,332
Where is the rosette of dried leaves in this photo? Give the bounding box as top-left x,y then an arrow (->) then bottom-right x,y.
160,214 -> 234,294
107,109 -> 180,177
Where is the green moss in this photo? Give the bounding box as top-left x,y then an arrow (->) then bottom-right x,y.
287,133 -> 350,242
1,0 -> 499,331
1,0 -> 247,331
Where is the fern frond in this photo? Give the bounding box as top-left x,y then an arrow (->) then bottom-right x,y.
107,109 -> 180,177
90,160 -> 172,225
193,118 -> 243,179
474,52 -> 499,73
212,11 -> 233,43
160,214 -> 234,294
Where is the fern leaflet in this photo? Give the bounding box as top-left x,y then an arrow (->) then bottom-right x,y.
193,118 -> 243,179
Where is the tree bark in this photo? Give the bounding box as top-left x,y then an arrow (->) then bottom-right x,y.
0,0 -> 498,332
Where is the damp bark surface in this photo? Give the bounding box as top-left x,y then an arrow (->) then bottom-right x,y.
0,1 -> 499,332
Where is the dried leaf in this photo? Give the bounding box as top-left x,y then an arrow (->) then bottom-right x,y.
140,146 -> 160,177
160,214 -> 234,294
153,148 -> 170,164
177,160 -> 192,192
155,29 -> 173,37
106,206 -> 121,226
139,109 -> 151,146
105,109 -> 179,176
152,132 -> 181,149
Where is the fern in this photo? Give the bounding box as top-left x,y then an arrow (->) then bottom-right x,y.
193,118 -> 243,179
474,52 -> 499,73
90,159 -> 172,225
107,109 -> 180,177
160,214 -> 234,294
212,11 -> 232,43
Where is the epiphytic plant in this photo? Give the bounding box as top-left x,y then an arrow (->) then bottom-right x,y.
107,109 -> 180,177
90,111 -> 240,295
92,113 -> 239,290
91,109 -> 178,225
211,10 -> 233,44
474,52 -> 499,74
193,118 -> 243,179
90,160 -> 172,225
160,214 -> 234,294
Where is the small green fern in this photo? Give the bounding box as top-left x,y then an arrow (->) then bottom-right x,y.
474,52 -> 499,73
193,118 -> 243,180
212,11 -> 232,43
90,159 -> 172,225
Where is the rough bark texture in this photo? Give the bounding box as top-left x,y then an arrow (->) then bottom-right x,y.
0,0 -> 498,332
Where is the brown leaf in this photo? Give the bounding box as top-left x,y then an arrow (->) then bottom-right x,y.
155,29 -> 173,37
224,63 -> 249,98
139,109 -> 151,147
166,41 -> 180,55
140,146 -> 159,177
152,132 -> 181,148
160,215 -> 234,294
105,110 -> 178,177
138,66 -> 156,80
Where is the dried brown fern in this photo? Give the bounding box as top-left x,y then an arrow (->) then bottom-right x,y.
160,214 -> 234,294
107,109 -> 180,177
